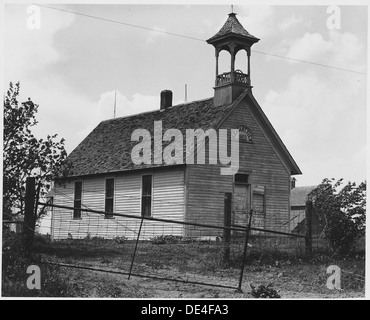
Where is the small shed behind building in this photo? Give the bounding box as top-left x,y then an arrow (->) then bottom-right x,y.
290,185 -> 322,235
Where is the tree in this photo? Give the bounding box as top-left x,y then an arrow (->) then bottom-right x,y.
3,82 -> 69,221
310,178 -> 366,255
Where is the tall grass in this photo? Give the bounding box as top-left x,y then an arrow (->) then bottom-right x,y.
2,228 -> 74,297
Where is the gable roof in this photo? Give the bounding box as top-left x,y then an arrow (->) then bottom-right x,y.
290,186 -> 317,207
66,97 -> 237,177
207,13 -> 259,43
243,91 -> 302,175
65,88 -> 301,178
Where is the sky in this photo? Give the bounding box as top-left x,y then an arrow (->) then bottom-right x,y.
2,1 -> 368,187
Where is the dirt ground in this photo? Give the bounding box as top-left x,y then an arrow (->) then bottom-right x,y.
34,238 -> 365,299
55,260 -> 365,299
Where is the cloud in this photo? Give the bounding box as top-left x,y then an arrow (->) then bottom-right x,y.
328,31 -> 364,68
4,4 -> 75,83
67,91 -> 186,153
262,71 -> 366,185
3,4 -> 81,153
4,5 -> 161,155
274,30 -> 365,73
277,14 -> 303,31
97,90 -> 159,120
285,32 -> 331,61
237,6 -> 275,38
24,84 -> 161,154
203,6 -> 275,39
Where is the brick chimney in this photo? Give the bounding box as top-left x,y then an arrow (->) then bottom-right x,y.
160,90 -> 172,110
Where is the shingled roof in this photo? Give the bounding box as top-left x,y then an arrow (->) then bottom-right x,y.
66,94 -> 242,177
65,87 -> 301,178
207,12 -> 259,43
290,186 -> 317,207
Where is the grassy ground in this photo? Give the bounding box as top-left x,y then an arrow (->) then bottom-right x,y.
49,257 -> 365,299
2,233 -> 365,298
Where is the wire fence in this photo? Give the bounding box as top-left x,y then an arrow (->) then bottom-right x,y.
32,201 -> 254,291
10,176 -> 348,293
32,193 -> 316,292
3,176 -> 365,298
3,218 -> 364,297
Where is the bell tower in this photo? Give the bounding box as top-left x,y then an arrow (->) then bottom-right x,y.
207,11 -> 259,107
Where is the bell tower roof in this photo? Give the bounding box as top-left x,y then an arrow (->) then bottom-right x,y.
207,12 -> 259,45
207,11 -> 260,107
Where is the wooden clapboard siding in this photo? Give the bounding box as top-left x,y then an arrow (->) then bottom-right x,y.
185,96 -> 291,236
115,174 -> 141,214
186,164 -> 232,238
185,126 -> 233,237
222,98 -> 291,233
51,182 -> 74,240
252,193 -> 265,234
144,168 -> 185,238
51,167 -> 185,240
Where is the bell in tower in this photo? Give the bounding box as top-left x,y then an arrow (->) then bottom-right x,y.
207,10 -> 259,107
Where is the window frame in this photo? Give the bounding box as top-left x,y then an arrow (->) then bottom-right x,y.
73,181 -> 83,220
141,174 -> 153,217
234,173 -> 250,185
238,125 -> 254,143
105,177 -> 115,219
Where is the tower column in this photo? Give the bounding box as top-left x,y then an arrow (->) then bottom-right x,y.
247,51 -> 251,77
230,46 -> 235,73
206,11 -> 259,106
215,49 -> 219,78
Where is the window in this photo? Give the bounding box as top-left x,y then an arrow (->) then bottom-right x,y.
105,178 -> 114,218
239,125 -> 253,143
141,175 -> 152,217
73,181 -> 82,219
235,173 -> 249,185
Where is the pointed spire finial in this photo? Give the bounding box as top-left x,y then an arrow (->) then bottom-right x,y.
229,4 -> 236,16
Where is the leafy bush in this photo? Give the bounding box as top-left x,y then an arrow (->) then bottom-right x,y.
2,228 -> 73,297
3,82 -> 69,221
151,235 -> 183,245
250,283 -> 281,298
113,236 -> 127,244
310,179 -> 366,255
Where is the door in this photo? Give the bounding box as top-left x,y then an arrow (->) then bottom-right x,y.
233,184 -> 251,227
252,193 -> 265,234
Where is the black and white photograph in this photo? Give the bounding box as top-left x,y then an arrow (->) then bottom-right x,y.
1,0 -> 368,304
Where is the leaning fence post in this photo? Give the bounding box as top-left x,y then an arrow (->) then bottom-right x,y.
128,218 -> 144,280
237,208 -> 253,292
305,198 -> 313,255
23,177 -> 36,257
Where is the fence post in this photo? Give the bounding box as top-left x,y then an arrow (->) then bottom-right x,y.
23,177 -> 36,257
237,208 -> 253,292
305,198 -> 313,255
128,218 -> 144,280
223,193 -> 232,264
